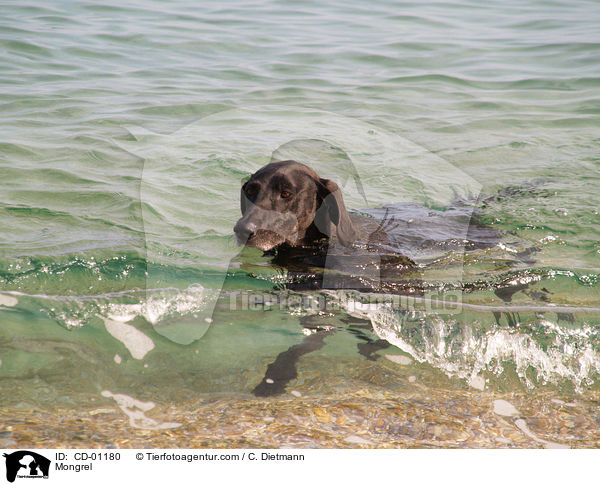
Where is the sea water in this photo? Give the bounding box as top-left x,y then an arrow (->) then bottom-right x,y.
0,0 -> 599,447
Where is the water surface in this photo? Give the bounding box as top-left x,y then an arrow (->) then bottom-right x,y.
0,0 -> 599,448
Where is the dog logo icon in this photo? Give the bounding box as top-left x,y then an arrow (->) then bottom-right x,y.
3,451 -> 51,482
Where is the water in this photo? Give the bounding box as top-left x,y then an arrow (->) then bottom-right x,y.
1,0 -> 599,447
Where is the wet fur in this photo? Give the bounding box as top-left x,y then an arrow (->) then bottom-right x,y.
234,160 -> 412,397
234,160 -> 388,251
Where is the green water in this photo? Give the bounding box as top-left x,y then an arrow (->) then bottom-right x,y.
0,0 -> 599,446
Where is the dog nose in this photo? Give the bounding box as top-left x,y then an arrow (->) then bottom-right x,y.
234,220 -> 256,241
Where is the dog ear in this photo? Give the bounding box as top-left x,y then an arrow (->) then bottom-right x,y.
240,181 -> 248,214
317,178 -> 358,247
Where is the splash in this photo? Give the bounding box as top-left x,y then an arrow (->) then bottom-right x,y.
343,296 -> 600,392
103,284 -> 217,345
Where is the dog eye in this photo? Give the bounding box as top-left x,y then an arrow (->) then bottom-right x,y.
246,187 -> 257,196
280,191 -> 291,199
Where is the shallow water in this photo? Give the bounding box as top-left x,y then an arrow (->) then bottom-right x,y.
0,0 -> 599,448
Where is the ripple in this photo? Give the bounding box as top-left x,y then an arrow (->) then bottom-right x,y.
0,0 -> 599,416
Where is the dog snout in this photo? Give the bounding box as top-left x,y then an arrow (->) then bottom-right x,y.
234,220 -> 257,241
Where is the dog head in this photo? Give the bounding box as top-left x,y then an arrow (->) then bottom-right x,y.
234,160 -> 357,251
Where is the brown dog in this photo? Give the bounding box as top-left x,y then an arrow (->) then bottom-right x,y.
234,160 -> 388,251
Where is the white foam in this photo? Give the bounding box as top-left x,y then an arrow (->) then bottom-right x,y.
103,285 -> 217,345
114,354 -> 122,364
497,242 -> 518,254
0,294 -> 18,307
102,318 -> 154,360
493,399 -> 519,417
468,374 -> 485,391
105,285 -> 215,325
385,354 -> 412,365
101,390 -> 180,430
347,296 -> 600,392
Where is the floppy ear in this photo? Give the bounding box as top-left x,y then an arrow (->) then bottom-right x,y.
240,182 -> 248,214
317,178 -> 358,247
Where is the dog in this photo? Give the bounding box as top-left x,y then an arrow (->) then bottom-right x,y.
234,160 -> 415,293
233,159 -> 395,252
233,160 -> 417,396
232,166 -> 567,397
